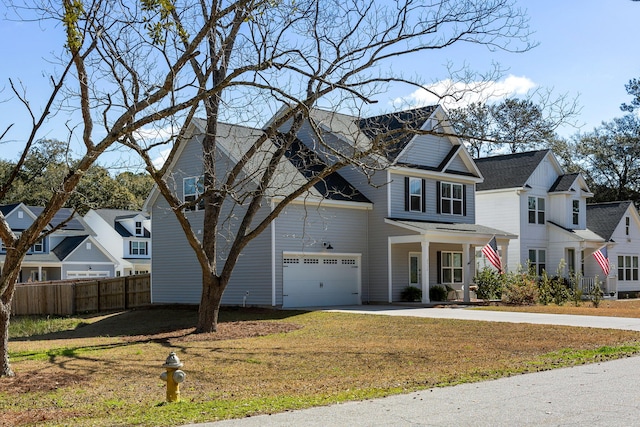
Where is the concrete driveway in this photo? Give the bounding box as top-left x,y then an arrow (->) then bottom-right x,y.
184,305 -> 640,426
325,304 -> 640,331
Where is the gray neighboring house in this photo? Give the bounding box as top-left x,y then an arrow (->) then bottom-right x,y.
587,201 -> 640,296
84,209 -> 152,276
0,203 -> 117,282
146,106 -> 515,308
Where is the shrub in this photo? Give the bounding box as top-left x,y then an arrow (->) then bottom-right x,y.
502,269 -> 538,305
590,279 -> 604,308
429,285 -> 448,302
400,286 -> 422,302
569,272 -> 583,307
474,267 -> 503,300
538,274 -> 571,306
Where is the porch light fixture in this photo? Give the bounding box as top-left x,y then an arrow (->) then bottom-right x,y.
323,242 -> 334,250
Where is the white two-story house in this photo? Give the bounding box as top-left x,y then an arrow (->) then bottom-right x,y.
146,106 -> 515,308
475,150 -> 623,294
84,209 -> 152,276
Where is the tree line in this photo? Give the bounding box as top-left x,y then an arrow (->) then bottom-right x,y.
449,79 -> 640,205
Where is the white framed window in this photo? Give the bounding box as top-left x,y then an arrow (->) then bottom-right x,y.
184,176 -> 205,211
31,237 -> 45,253
528,249 -> 546,275
626,217 -> 630,236
572,200 -> 579,225
440,182 -> 464,215
135,221 -> 143,236
409,177 -> 423,212
528,197 -> 545,224
130,241 -> 148,256
441,251 -> 463,284
618,256 -> 639,281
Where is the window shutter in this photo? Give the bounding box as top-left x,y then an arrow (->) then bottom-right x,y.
463,185 -> 467,216
421,179 -> 426,212
129,241 -> 132,254
404,176 -> 409,211
436,181 -> 441,214
436,251 -> 442,284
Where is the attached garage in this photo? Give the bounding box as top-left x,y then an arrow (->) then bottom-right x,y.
66,271 -> 111,279
282,253 -> 361,308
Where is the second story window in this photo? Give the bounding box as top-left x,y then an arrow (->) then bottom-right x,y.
572,200 -> 579,225
130,241 -> 148,256
626,217 -> 630,236
528,196 -> 545,224
440,182 -> 464,216
32,238 -> 45,253
135,221 -> 143,236
404,177 -> 425,213
184,176 -> 205,211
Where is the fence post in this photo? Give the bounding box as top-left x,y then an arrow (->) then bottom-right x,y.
124,276 -> 130,309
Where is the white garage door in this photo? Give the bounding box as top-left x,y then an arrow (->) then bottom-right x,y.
66,271 -> 110,279
282,254 -> 360,308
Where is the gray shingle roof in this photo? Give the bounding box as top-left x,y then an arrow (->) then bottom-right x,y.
283,137 -> 371,204
356,106 -> 438,161
549,173 -> 579,193
475,150 -> 550,191
587,201 -> 632,241
52,235 -> 88,260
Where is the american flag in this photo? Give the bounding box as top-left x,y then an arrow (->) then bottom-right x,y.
482,236 -> 502,272
593,246 -> 610,276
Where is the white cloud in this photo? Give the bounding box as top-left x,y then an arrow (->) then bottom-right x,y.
152,147 -> 171,169
393,74 -> 537,110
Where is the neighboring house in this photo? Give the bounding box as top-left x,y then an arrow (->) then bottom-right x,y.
146,106 -> 515,308
0,203 -> 117,282
84,209 -> 152,276
475,150 -> 622,295
587,201 -> 640,296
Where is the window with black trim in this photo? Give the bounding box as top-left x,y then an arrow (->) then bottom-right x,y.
440,182 -> 464,215
618,255 -> 638,281
572,200 -> 579,225
404,177 -> 426,213
528,197 -> 545,224
130,241 -> 148,256
184,176 -> 205,211
626,217 -> 630,236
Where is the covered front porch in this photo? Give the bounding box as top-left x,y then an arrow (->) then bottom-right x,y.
386,219 -> 516,304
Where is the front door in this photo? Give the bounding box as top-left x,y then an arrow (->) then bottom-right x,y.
409,252 -> 421,286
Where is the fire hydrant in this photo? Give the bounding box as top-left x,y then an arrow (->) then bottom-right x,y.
160,352 -> 186,402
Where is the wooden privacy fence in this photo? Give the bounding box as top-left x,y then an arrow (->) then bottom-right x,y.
10,274 -> 151,316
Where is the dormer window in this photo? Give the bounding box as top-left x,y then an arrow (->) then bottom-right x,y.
572,200 -> 579,225
135,221 -> 143,236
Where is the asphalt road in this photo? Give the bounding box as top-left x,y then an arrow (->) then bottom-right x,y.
184,306 -> 640,426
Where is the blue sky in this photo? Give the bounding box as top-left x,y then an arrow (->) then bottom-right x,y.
1,0 -> 639,165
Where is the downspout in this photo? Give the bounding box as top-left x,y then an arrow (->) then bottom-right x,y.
271,200 -> 276,306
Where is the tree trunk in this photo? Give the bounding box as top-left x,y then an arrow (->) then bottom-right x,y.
0,301 -> 14,377
196,273 -> 225,333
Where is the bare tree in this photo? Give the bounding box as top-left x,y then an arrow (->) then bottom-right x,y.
119,0 -> 535,333
449,89 -> 581,157
0,0 -> 228,377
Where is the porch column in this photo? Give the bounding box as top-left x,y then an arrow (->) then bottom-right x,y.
499,241 -> 508,273
421,239 -> 430,304
38,266 -> 43,282
463,243 -> 471,303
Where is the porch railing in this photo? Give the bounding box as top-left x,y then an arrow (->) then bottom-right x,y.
580,276 -> 617,297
